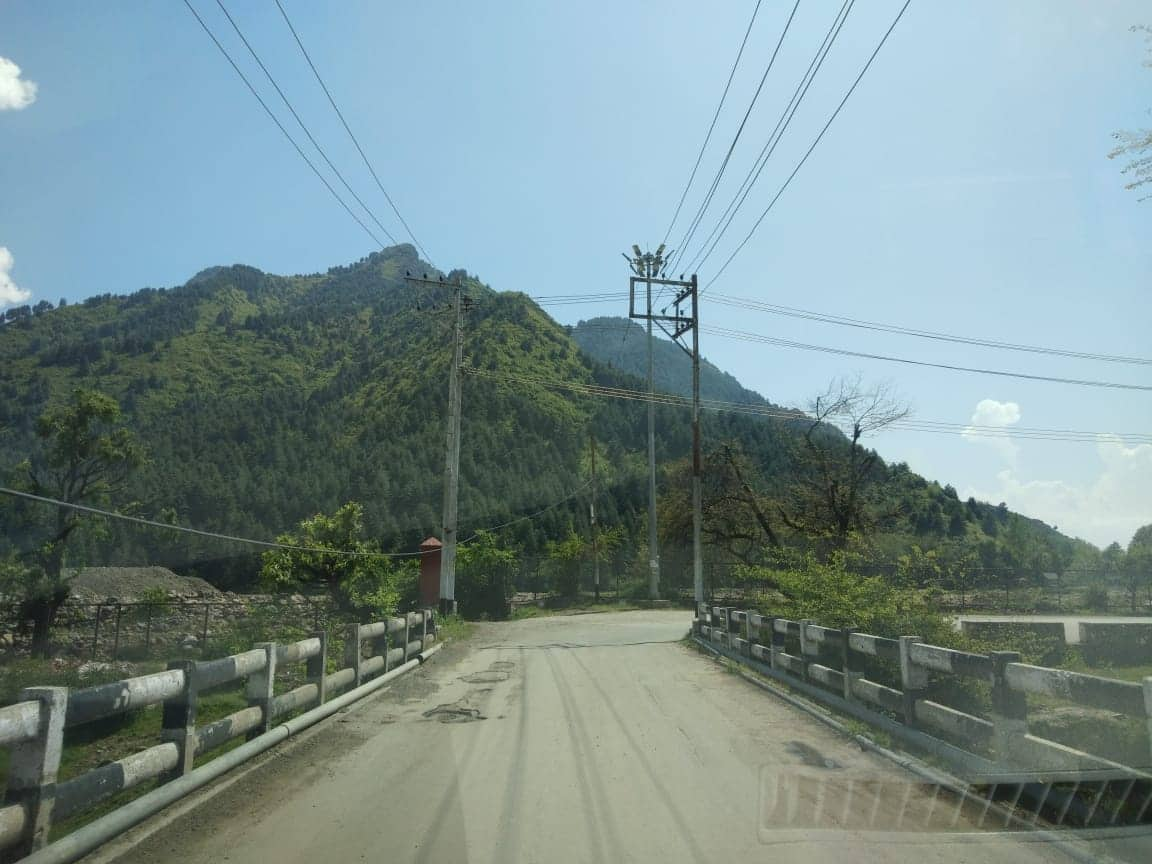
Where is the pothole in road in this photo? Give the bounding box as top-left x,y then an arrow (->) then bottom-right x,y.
423,702 -> 486,723
785,740 -> 842,770
461,671 -> 508,683
460,661 -> 515,684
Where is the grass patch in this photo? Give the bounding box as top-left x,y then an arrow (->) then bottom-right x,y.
435,615 -> 475,642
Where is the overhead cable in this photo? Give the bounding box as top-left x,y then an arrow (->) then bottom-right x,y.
705,0 -> 913,288
273,0 -> 434,264
180,0 -> 388,249
686,0 -> 855,274
710,293 -> 1152,366
0,487 -> 426,558
668,0 -> 804,277
213,0 -> 399,245
703,324 -> 1152,392
662,0 -> 765,248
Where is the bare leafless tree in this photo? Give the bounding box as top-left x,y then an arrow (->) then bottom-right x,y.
780,376 -> 910,548
1109,26 -> 1152,201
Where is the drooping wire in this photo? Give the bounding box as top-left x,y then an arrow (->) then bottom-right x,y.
461,367 -> 1152,442
180,0 -> 388,249
666,0 -> 804,278
709,293 -> 1152,366
0,487 -> 427,558
705,0 -> 914,289
702,323 -> 1152,391
273,0 -> 434,265
661,0 -> 765,249
686,0 -> 855,275
213,0 -> 400,245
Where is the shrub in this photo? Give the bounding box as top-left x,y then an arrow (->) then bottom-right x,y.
456,532 -> 516,620
1083,584 -> 1110,612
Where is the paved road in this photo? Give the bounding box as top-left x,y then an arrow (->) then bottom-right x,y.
100,610 -> 1132,864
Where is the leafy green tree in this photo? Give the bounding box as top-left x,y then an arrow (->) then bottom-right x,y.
15,389 -> 143,656
260,502 -> 412,618
1109,26 -> 1152,201
744,553 -> 947,640
456,531 -> 517,620
544,530 -> 586,598
1122,524 -> 1152,611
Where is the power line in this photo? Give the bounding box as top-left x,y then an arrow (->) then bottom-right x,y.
661,0 -> 765,248
686,0 -> 855,274
272,0 -> 434,265
180,0 -> 388,249
0,487 -> 426,558
710,293 -> 1152,366
703,324 -> 1152,391
213,0 -> 400,246
706,0 -> 913,288
459,481 -> 592,545
668,0 -> 803,278
462,367 -> 1152,442
529,292 -> 1152,368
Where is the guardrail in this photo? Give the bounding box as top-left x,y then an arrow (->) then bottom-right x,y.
694,604 -> 1152,828
0,609 -> 435,860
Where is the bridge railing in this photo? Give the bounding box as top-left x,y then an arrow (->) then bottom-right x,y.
0,609 -> 435,860
695,604 -> 1152,827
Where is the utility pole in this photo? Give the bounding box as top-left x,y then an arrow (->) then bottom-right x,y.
404,272 -> 466,616
624,257 -> 703,606
625,244 -> 666,600
590,432 -> 599,604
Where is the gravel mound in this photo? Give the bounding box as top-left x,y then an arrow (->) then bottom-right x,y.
66,567 -> 221,601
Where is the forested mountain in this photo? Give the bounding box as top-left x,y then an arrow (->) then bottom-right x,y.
0,246 -> 1097,590
570,317 -> 775,408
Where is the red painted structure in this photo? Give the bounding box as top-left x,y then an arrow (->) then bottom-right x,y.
418,537 -> 442,607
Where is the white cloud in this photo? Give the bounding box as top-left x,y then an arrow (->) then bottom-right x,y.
0,247 -> 31,308
963,435 -> 1152,549
962,398 -> 1021,467
0,57 -> 37,111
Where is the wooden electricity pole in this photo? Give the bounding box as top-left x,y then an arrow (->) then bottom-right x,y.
590,432 -> 599,603
405,272 -> 466,616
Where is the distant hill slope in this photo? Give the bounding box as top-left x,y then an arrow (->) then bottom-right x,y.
570,316 -> 775,407
0,245 -> 1095,589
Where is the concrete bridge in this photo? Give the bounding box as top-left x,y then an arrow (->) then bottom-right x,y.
2,608 -> 1152,864
56,610 -> 1149,864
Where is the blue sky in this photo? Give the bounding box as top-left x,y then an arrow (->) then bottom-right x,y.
1,1 -> 1149,548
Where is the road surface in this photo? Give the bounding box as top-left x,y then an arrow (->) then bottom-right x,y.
98,610 -> 1135,863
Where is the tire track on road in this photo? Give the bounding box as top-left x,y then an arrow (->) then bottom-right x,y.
567,648 -> 711,863
492,647 -> 528,863
543,647 -> 621,864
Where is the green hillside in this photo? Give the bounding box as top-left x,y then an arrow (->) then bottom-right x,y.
0,246 -> 1097,593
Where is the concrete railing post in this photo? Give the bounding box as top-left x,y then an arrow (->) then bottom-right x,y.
246,642 -> 276,738
841,627 -> 857,702
308,630 -> 328,706
345,623 -> 362,687
382,621 -> 391,673
160,660 -> 198,777
724,608 -> 736,650
402,615 -> 410,663
768,618 -> 782,671
898,636 -> 928,727
3,686 -> 66,857
1144,677 -> 1152,769
743,611 -> 752,657
990,651 -> 1026,766
798,620 -> 815,682
422,610 -> 429,648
